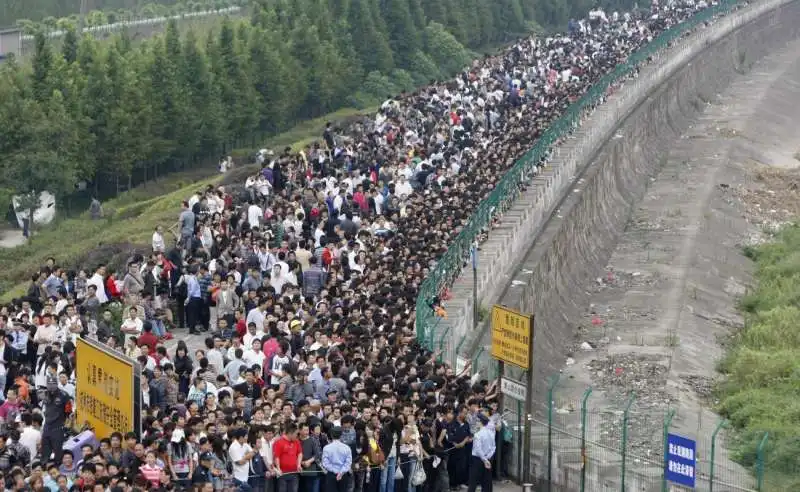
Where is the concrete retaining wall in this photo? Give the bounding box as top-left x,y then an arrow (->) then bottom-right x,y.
502,0 -> 800,407
439,0 -> 800,374
477,0 -> 800,489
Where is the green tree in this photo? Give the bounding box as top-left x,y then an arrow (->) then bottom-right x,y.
349,0 -> 394,73
383,0 -> 422,68
407,49 -> 441,85
181,29 -> 224,155
423,22 -> 470,76
31,32 -> 55,103
493,0 -> 526,38
0,60 -> 80,224
61,27 -> 79,64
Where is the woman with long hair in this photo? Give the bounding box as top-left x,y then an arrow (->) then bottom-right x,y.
363,424 -> 383,492
173,341 -> 193,396
166,428 -> 194,489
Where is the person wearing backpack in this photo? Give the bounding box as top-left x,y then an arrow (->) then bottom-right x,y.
362,425 -> 384,492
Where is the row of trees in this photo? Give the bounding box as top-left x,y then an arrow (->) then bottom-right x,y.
0,0 -> 639,210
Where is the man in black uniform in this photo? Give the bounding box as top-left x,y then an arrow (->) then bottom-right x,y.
41,376 -> 71,463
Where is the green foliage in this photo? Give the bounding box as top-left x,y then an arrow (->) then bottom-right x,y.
424,22 -> 471,76
718,224 -> 800,484
0,0 -> 553,297
0,0 -> 511,210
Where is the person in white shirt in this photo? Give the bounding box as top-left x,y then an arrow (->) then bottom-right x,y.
87,265 -> 108,304
188,192 -> 201,210
58,372 -> 76,399
256,175 -> 272,198
246,304 -> 267,333
19,415 -> 42,460
242,324 -> 264,351
248,202 -> 264,229
229,429 -> 255,487
33,314 -> 59,356
152,226 -> 166,253
206,339 -> 226,375
395,175 -> 413,197
120,307 -> 143,344
244,339 -> 266,369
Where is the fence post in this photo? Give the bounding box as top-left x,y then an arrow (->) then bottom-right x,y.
620,392 -> 636,492
756,432 -> 769,491
580,387 -> 593,492
472,347 -> 484,376
661,408 -> 676,492
517,400 -> 523,483
709,419 -> 727,492
454,336 -> 467,368
437,326 -> 451,363
427,317 -> 441,349
547,373 -> 561,490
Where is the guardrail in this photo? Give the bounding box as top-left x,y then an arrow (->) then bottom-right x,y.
414,0 -> 752,349
19,6 -> 242,41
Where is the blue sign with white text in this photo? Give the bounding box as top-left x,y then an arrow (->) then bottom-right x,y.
665,433 -> 696,488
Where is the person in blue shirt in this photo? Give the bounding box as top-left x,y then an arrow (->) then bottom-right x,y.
467,414 -> 495,492
184,266 -> 203,334
322,427 -> 352,492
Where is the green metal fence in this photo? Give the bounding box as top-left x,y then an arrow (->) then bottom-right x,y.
414,0 -> 751,348
499,376 -> 775,491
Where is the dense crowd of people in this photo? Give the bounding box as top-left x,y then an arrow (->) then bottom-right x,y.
0,0 -> 738,490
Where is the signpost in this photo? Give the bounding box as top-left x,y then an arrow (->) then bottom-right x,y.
456,355 -> 469,374
665,433 -> 697,489
75,337 -> 142,439
491,304 -> 534,485
501,377 -> 527,401
491,305 -> 532,369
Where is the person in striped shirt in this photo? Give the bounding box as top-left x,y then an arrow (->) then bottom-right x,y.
139,450 -> 163,488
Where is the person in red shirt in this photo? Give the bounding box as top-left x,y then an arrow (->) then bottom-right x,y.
105,270 -> 121,300
137,323 -> 158,355
273,423 -> 302,490
235,310 -> 247,339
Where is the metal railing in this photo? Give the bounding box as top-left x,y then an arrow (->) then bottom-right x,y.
414,0 -> 752,350
497,375 -> 779,491
19,6 -> 242,41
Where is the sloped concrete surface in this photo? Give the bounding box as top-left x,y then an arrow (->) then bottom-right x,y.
485,1 -> 800,489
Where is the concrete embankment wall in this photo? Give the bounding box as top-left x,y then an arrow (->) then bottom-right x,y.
444,0 -> 800,370
497,0 -> 800,410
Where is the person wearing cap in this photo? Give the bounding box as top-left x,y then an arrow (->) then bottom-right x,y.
41,375 -> 70,464
192,452 -> 215,486
167,428 -> 193,488
321,427 -> 352,492
467,414 -> 495,492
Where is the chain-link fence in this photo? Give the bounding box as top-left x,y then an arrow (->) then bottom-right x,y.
495,376 -> 773,491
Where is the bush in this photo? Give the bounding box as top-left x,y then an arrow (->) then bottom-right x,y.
719,227 -> 800,482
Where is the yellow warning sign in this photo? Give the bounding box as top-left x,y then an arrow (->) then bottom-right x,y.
75,337 -> 140,438
491,305 -> 532,369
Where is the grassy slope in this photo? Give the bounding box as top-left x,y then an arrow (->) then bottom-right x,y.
718,224 -> 800,490
0,106 -> 374,303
